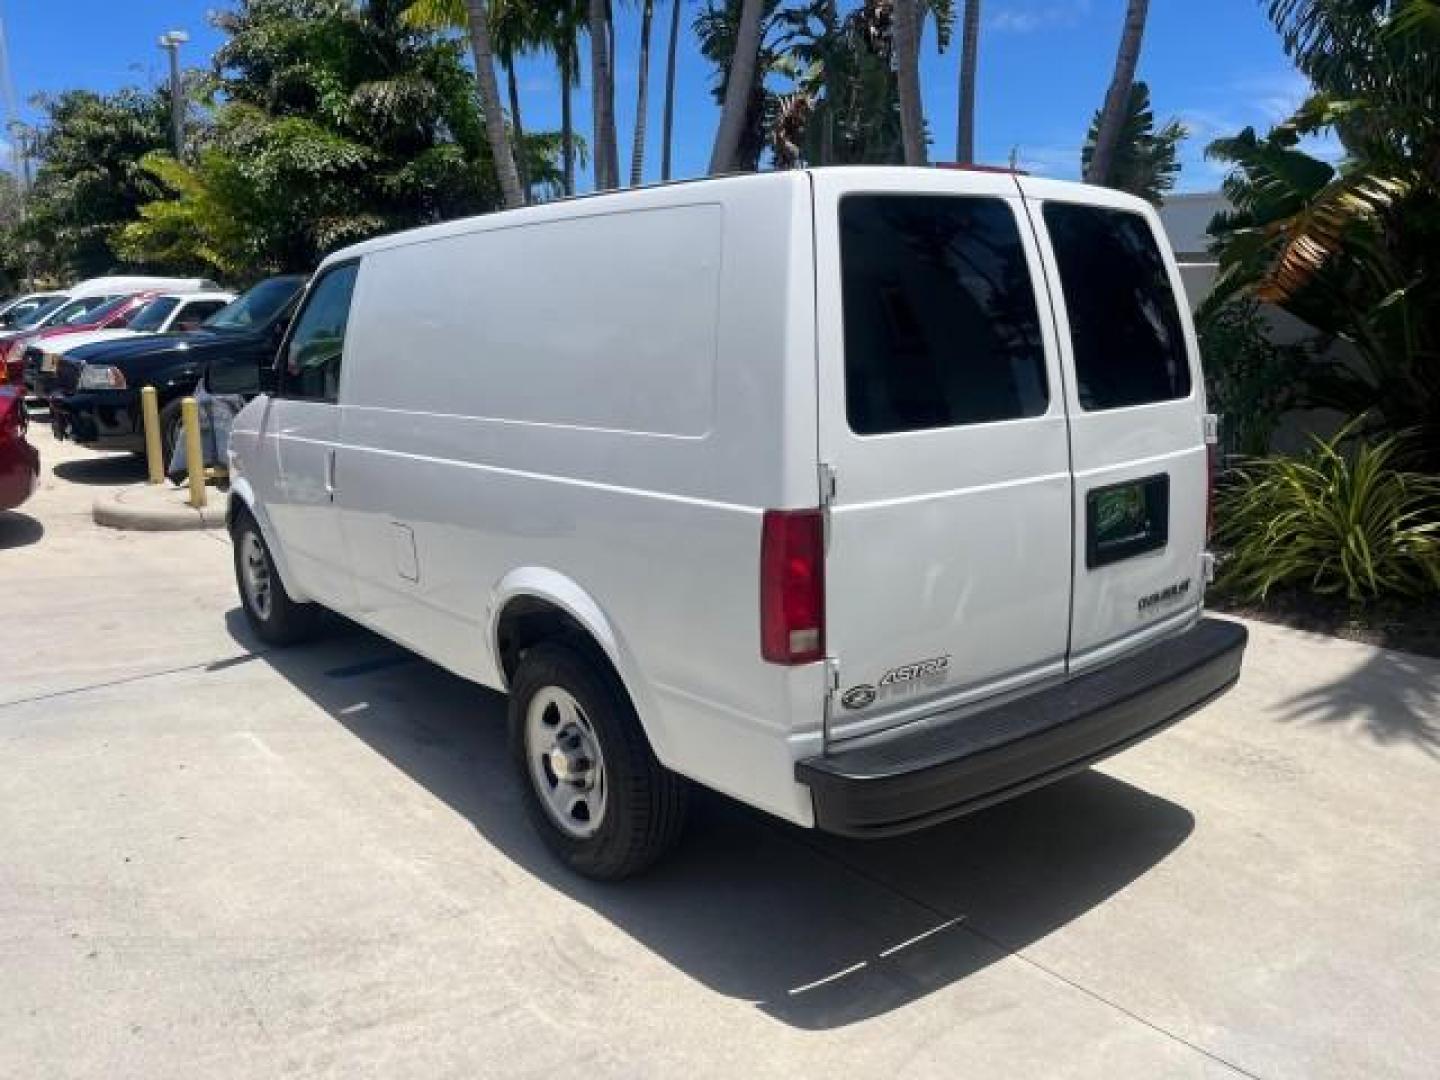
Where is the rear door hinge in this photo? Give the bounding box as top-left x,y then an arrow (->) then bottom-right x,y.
821,655 -> 841,748
819,461 -> 838,509
1203,413 -> 1220,445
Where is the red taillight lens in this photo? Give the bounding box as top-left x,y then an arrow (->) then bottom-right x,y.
760,509 -> 826,665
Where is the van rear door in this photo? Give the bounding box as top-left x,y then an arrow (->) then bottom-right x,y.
810,169 -> 1075,742
1017,179 -> 1208,669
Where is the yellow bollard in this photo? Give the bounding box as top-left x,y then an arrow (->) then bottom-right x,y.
140,386 -> 164,485
181,397 -> 206,509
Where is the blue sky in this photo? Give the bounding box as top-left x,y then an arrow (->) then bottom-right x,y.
1,0 -> 1330,192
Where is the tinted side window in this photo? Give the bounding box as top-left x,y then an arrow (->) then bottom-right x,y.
282,264 -> 359,403
1043,203 -> 1191,410
840,195 -> 1049,435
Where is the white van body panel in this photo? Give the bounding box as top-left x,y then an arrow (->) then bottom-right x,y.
229,168 -> 1220,832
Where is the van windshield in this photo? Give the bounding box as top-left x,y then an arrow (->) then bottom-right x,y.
204,278 -> 301,332
1042,203 -> 1191,410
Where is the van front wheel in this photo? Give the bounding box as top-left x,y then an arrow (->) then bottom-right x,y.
231,510 -> 322,646
510,643 -> 687,879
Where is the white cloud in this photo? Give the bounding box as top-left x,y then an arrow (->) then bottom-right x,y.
990,1 -> 1093,34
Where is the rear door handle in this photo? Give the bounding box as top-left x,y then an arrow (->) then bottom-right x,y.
324,448 -> 337,498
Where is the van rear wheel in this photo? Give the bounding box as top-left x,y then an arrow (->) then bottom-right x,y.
231,509 -> 322,646
510,642 -> 688,880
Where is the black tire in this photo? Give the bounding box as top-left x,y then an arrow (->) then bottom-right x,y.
231,508 -> 323,646
158,398 -> 185,469
510,642 -> 688,880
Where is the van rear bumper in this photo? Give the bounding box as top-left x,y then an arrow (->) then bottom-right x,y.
797,617 -> 1248,838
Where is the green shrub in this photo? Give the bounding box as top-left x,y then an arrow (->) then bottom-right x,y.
1216,429 -> 1440,604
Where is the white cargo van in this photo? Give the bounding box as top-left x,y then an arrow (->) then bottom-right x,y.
227,168 -> 1247,879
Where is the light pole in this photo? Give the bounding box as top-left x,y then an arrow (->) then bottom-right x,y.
157,29 -> 189,156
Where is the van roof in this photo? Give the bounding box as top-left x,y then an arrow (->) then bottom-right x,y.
322,167 -> 1149,272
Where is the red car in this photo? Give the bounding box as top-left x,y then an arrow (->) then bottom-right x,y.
0,386 -> 39,512
3,291 -> 160,386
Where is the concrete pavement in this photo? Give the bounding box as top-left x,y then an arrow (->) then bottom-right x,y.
2,427 -> 1438,1079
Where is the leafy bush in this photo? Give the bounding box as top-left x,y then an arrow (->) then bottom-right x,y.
1197,297 -> 1310,456
1216,428 -> 1440,604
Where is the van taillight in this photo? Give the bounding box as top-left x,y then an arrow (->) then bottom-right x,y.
760,509 -> 825,665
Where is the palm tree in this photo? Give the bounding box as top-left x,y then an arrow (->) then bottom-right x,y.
1087,0 -> 1150,187
493,0 -> 535,202
1080,82 -> 1185,205
588,0 -> 620,188
537,0 -> 586,196
892,0 -> 925,165
404,0 -> 525,208
661,0 -> 684,180
956,0 -> 980,163
630,0 -> 656,185
709,0 -> 765,173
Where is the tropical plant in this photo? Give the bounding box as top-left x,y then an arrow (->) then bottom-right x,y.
661,0 -> 685,180
19,86 -> 174,279
1205,0 -> 1440,467
696,0 -> 789,172
1197,297 -> 1310,456
401,0 -> 526,208
121,0 -> 555,277
631,0 -> 657,185
709,0 -> 768,173
590,0 -> 621,187
1080,81 -> 1186,204
955,0 -> 980,163
1087,0 -> 1151,186
893,0 -> 926,165
1216,426 -> 1440,603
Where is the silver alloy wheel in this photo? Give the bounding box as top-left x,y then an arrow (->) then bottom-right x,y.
525,685 -> 608,839
240,531 -> 273,621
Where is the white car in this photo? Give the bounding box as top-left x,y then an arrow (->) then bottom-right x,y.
227,167 -> 1249,879
40,291 -> 237,356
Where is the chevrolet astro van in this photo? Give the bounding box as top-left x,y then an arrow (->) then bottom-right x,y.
226,167 -> 1248,879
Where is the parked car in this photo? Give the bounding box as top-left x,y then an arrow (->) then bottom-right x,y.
0,275 -> 219,357
10,291 -> 164,389
19,291 -> 237,394
49,276 -> 305,459
0,292 -> 65,329
227,168 -> 1248,880
0,385 -> 39,513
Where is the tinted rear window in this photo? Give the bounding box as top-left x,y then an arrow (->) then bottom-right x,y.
840,195 -> 1048,435
1043,203 -> 1191,410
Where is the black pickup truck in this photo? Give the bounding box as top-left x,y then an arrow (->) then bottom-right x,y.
49,275 -> 306,457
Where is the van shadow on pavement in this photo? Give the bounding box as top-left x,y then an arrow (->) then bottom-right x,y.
0,511 -> 44,550
227,611 -> 1195,1030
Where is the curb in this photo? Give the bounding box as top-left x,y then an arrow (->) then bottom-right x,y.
93,484 -> 229,532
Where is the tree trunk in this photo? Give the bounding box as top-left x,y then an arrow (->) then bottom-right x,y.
708,0 -> 765,174
1088,0 -> 1150,186
661,0 -> 682,181
505,57 -> 530,203
589,0 -> 619,188
894,0 -> 927,166
560,49 -> 575,196
956,0 -> 981,164
630,0 -> 655,186
465,0 -> 525,209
